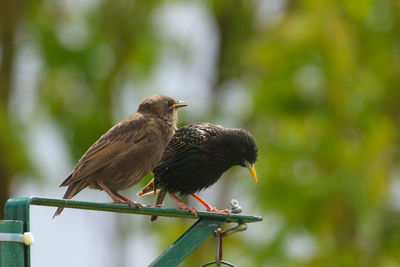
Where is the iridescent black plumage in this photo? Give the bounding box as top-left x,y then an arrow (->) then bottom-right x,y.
138,123 -> 258,218
154,123 -> 258,195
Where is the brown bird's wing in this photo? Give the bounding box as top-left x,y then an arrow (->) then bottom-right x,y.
60,113 -> 150,186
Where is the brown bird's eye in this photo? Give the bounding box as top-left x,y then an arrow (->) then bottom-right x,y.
167,101 -> 173,107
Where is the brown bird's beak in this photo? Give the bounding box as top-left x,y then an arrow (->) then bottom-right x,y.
170,100 -> 188,110
245,161 -> 257,183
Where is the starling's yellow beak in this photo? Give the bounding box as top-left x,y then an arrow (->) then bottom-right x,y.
245,161 -> 257,183
170,100 -> 188,109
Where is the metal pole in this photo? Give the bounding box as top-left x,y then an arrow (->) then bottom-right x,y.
150,219 -> 223,267
0,221 -> 24,267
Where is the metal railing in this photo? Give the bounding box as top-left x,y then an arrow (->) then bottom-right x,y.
0,197 -> 262,267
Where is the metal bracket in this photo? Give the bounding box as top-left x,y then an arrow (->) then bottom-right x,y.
0,233 -> 34,246
209,200 -> 248,266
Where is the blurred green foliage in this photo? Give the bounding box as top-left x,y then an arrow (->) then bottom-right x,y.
1,0 -> 400,266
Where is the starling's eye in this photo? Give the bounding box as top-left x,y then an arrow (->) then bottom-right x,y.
167,101 -> 173,108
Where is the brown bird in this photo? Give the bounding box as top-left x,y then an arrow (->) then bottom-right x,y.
53,94 -> 188,217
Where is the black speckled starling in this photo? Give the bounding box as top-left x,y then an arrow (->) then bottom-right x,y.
137,123 -> 258,220
53,94 -> 188,217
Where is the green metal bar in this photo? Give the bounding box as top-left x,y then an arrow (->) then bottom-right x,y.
3,197 -> 263,266
0,221 -> 24,267
3,199 -> 31,267
5,197 -> 262,223
149,219 -> 223,267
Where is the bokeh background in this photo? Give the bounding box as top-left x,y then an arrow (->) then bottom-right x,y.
1,0 -> 400,266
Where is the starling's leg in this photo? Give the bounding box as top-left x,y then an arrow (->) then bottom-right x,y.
97,181 -> 143,209
169,193 -> 197,216
191,194 -> 230,214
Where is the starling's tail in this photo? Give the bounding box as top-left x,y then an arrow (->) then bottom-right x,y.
151,190 -> 167,222
137,178 -> 161,197
137,179 -> 166,222
53,180 -> 87,218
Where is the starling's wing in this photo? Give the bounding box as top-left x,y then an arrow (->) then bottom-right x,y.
158,123 -> 220,164
153,123 -> 223,190
60,113 -> 149,186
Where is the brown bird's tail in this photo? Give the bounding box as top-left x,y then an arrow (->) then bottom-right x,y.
53,180 -> 87,218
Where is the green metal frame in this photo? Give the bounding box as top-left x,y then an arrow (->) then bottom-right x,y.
1,197 -> 262,266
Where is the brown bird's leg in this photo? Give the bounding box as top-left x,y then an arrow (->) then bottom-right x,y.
97,181 -> 143,209
191,194 -> 230,214
97,181 -> 121,202
169,193 -> 197,216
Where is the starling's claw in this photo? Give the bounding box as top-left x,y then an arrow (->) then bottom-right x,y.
178,205 -> 197,216
177,203 -> 197,216
206,207 -> 231,215
169,193 -> 198,216
189,194 -> 230,214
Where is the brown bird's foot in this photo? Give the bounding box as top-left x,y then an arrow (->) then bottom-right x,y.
97,181 -> 143,209
146,204 -> 165,208
114,198 -> 144,209
190,194 -> 230,214
114,192 -> 144,209
169,193 -> 197,216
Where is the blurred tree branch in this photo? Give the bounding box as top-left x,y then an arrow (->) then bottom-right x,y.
0,0 -> 27,219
